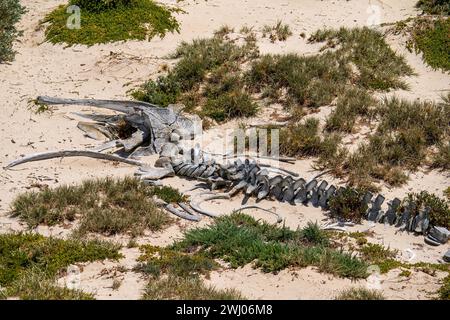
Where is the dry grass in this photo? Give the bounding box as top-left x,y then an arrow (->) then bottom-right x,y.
335,287 -> 385,300
10,177 -> 173,237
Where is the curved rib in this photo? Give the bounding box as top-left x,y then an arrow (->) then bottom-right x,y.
165,204 -> 201,222
5,150 -> 144,169
189,193 -> 231,218
238,205 -> 283,223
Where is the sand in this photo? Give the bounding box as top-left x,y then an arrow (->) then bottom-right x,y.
0,0 -> 449,300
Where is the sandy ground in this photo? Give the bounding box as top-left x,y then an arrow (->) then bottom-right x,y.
0,0 -> 449,300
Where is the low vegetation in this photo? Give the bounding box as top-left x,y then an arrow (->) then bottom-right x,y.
312,95 -> 449,190
142,275 -> 243,300
261,20 -> 292,42
325,88 -> 377,133
135,245 -> 242,300
359,243 -> 397,265
4,267 -> 94,300
308,27 -> 414,90
133,29 -> 259,122
149,185 -> 187,204
403,191 -> 450,229
279,118 -> 323,157
134,245 -> 218,278
10,177 -> 173,237
344,96 -> 449,189
42,0 -> 180,46
0,233 -> 120,299
439,275 -> 450,300
173,213 -> 368,278
407,18 -> 450,71
416,0 -> 450,15
335,287 -> 385,300
386,15 -> 449,72
0,0 -> 26,63
133,25 -> 447,188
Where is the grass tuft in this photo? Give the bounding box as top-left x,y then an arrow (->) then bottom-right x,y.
149,186 -> 187,204
133,33 -> 259,122
134,245 -> 217,278
439,275 -> 450,300
309,27 -> 414,90
403,191 -> 450,229
5,267 -> 94,300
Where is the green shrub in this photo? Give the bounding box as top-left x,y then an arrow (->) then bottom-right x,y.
142,275 -> 244,300
42,0 -> 180,46
335,287 -> 385,300
5,267 -> 94,300
70,0 -> 133,12
0,0 -> 26,63
279,118 -> 322,157
131,75 -> 180,106
403,191 -> 450,229
149,185 -> 187,204
309,27 -> 414,90
408,18 -> 450,71
134,245 -> 217,278
10,177 -> 172,236
339,96 -> 449,189
360,243 -> 397,263
299,222 -> 330,246
0,232 -> 121,298
174,213 -> 367,278
133,33 -> 259,122
439,275 -> 450,300
203,89 -> 258,122
416,0 -> 450,15
246,52 -> 349,108
325,88 -> 377,133
328,188 -> 369,223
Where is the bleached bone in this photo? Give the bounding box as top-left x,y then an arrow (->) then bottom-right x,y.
6,150 -> 144,169
135,166 -> 175,180
238,205 -> 282,223
178,202 -> 201,220
190,193 -> 231,217
37,96 -> 159,114
165,204 -> 201,222
77,122 -> 114,140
